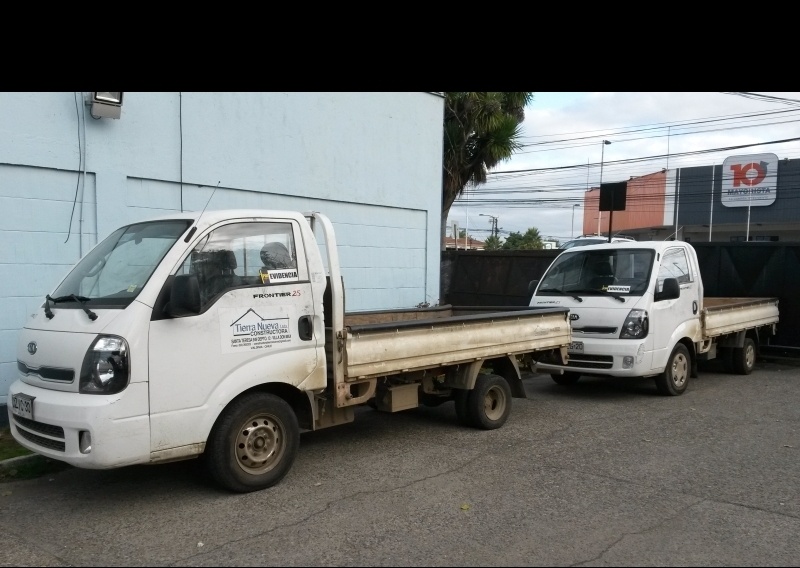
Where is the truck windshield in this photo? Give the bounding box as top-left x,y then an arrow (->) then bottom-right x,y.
538,248 -> 655,297
51,220 -> 191,308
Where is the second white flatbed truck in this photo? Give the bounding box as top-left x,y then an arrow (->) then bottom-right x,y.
529,240 -> 778,395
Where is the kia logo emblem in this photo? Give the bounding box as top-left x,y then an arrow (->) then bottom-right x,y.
27,342 -> 37,355
569,313 -> 580,321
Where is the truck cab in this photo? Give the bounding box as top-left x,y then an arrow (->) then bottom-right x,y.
529,241 -> 705,394
10,210 -> 328,475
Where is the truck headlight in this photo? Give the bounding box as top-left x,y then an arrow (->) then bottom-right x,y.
80,335 -> 130,394
620,309 -> 648,339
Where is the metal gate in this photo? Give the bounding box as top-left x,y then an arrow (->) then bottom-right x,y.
442,243 -> 800,349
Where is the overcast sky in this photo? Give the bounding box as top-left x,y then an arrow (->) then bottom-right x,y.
447,92 -> 800,244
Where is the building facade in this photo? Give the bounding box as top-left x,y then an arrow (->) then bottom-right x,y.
583,155 -> 800,243
0,92 -> 445,400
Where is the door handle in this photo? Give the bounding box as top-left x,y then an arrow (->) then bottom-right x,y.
298,315 -> 313,341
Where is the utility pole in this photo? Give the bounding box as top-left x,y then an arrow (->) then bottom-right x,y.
480,214 -> 499,239
598,139 -> 612,235
572,204 -> 580,238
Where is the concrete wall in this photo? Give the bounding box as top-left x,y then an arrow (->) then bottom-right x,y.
0,92 -> 445,399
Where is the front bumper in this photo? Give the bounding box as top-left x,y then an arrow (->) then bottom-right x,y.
6,381 -> 150,469
535,337 -> 654,378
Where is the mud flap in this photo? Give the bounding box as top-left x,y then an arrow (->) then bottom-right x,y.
487,355 -> 527,399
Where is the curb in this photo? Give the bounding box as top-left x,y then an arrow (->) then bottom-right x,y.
0,453 -> 45,472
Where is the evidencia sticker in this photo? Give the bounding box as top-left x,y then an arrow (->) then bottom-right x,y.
260,268 -> 299,284
606,285 -> 631,293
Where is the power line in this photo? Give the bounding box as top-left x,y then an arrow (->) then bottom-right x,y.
518,108 -> 800,148
452,94 -> 800,236
485,136 -> 800,177
725,92 -> 800,106
514,117 -> 800,155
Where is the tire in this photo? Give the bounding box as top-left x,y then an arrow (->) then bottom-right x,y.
464,374 -> 512,430
732,337 -> 756,375
205,392 -> 299,493
655,343 -> 691,396
452,388 -> 471,426
551,372 -> 581,386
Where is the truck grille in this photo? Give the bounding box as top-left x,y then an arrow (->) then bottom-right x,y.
566,354 -> 614,370
17,361 -> 74,382
573,327 -> 618,335
12,415 -> 65,439
12,415 -> 66,452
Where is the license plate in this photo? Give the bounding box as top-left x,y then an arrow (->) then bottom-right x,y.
11,393 -> 35,420
568,341 -> 584,354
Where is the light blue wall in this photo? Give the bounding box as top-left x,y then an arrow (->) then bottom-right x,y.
0,92 -> 445,398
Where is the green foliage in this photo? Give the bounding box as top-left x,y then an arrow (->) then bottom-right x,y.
0,428 -> 71,482
502,227 -> 544,250
0,456 -> 71,482
483,235 -> 503,250
0,428 -> 30,461
441,92 -> 533,238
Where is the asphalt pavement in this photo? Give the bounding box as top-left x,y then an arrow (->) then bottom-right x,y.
1,358 -> 798,566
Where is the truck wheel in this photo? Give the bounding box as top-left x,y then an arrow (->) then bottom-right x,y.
655,344 -> 690,396
732,337 -> 756,375
465,374 -> 512,430
551,372 -> 581,386
205,392 -> 299,493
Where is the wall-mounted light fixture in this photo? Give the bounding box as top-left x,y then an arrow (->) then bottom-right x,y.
88,92 -> 123,119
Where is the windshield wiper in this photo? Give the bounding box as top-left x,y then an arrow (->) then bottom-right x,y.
596,289 -> 626,302
539,288 -> 583,302
43,296 -> 54,319
569,288 -> 625,303
45,294 -> 98,321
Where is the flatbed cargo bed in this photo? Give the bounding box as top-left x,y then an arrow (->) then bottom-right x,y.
702,297 -> 779,339
340,305 -> 571,380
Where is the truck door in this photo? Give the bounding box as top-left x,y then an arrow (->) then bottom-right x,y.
147,219 -> 324,452
650,245 -> 699,368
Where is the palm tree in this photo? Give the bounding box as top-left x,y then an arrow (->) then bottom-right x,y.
441,92 -> 533,250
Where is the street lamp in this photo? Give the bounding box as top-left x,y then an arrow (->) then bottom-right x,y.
479,213 -> 498,238
597,139 -> 612,235
571,204 -> 580,238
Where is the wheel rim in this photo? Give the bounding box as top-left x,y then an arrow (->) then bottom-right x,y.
483,385 -> 508,421
672,353 -> 688,388
745,343 -> 755,369
234,413 -> 285,475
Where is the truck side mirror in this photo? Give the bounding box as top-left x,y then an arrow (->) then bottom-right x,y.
166,274 -> 201,316
528,280 -> 539,294
655,277 -> 680,302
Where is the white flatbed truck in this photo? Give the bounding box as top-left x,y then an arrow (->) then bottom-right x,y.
529,240 -> 779,395
9,210 -> 571,492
